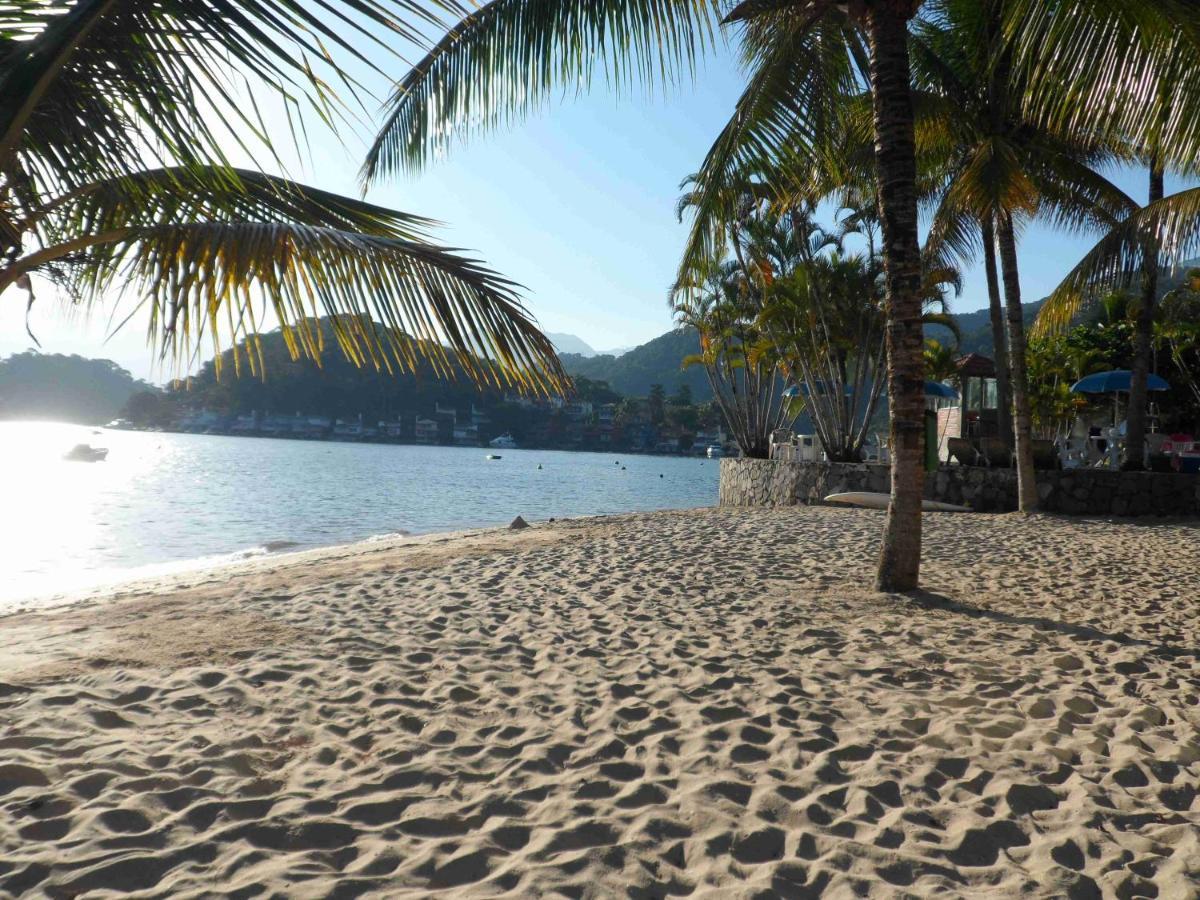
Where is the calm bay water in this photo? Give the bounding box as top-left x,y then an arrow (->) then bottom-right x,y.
1,421 -> 719,606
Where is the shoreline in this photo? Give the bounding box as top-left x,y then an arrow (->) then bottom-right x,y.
2,506 -> 1198,897
1,513 -> 603,619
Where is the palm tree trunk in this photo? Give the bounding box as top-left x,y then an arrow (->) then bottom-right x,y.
866,3 -> 924,593
996,212 -> 1038,512
981,217 -> 1012,449
1124,160 -> 1164,469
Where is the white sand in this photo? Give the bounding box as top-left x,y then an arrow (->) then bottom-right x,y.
1,507 -> 1198,898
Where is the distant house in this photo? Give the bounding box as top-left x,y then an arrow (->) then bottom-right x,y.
414,417 -> 439,444
453,423 -> 479,446
378,418 -> 407,439
564,400 -> 593,421
177,408 -> 224,431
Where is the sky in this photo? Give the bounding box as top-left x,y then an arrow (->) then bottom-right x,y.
0,21 -> 1188,384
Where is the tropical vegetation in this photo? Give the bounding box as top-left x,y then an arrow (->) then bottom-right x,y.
0,0 -> 564,394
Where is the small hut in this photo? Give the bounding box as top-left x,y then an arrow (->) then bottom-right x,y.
954,353 -> 1000,439
935,354 -> 1003,461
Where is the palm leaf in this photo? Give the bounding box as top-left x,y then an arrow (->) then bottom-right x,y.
1005,0 -> 1200,171
1035,187 -> 1200,335
363,0 -> 721,184
4,218 -> 566,394
1,0 -> 468,196
676,8 -> 861,283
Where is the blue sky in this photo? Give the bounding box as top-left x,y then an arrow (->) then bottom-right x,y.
0,30 -> 1184,382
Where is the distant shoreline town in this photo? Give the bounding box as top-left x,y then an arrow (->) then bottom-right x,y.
106,392 -> 733,458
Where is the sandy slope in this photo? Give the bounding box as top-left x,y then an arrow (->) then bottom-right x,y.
1,507 -> 1198,899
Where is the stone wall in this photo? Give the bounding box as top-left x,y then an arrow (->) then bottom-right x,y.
719,458 -> 1200,517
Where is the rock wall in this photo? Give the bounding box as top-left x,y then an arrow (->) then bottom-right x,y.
719,459 -> 1200,517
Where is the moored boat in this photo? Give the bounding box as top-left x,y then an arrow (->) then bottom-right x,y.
64,444 -> 108,462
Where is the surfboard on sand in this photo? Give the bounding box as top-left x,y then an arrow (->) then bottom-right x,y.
823,491 -> 971,513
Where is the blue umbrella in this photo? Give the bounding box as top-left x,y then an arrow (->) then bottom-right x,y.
1070,369 -> 1170,393
924,380 -> 959,400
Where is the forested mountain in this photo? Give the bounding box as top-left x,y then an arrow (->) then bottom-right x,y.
0,352 -> 151,424
560,328 -> 710,400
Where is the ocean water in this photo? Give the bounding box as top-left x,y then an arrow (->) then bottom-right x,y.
0,421 -> 719,607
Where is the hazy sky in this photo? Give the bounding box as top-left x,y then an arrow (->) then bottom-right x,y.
0,27 -> 1187,383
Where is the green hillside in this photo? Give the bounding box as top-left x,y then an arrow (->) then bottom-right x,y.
560,328 -> 710,400
0,352 -> 151,424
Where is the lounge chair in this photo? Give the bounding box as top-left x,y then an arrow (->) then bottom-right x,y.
947,436 -> 983,466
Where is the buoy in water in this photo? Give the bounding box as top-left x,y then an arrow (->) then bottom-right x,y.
537,464 -> 543,469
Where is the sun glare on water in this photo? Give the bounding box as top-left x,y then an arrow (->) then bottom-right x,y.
1,421 -> 180,604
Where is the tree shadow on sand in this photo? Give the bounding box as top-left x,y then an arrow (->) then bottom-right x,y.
903,590 -> 1197,661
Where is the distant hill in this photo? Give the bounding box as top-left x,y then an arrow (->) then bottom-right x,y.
560,327 -> 711,401
927,298 -> 1047,356
0,352 -> 152,424
546,332 -> 597,357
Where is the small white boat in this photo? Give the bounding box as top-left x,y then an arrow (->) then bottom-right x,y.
486,453 -> 503,460
489,433 -> 518,450
64,444 -> 108,462
706,444 -> 724,459
824,492 -> 971,513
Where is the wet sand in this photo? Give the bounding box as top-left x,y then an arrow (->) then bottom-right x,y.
1,507 -> 1198,898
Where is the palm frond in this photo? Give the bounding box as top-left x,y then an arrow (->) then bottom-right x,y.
27,167 -> 439,245
1035,187 -> 1200,335
676,8 -> 860,283
1005,0 -> 1200,172
363,0 -> 721,184
6,220 -> 566,394
1,0 -> 467,196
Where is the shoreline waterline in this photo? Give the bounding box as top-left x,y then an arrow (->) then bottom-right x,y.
2,421 -> 719,609
0,510 -> 639,617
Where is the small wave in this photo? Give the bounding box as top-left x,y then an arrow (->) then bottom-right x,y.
261,540 -> 302,553
364,530 -> 412,543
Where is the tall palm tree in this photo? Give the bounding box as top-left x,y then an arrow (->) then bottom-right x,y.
367,0 -> 932,591
0,0 -> 564,393
913,0 -> 1135,508
1012,0 -> 1200,467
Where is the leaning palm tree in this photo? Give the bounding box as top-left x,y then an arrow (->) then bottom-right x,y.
913,0 -> 1135,506
366,0 -> 933,591
1012,0 -> 1200,467
0,0 -> 565,393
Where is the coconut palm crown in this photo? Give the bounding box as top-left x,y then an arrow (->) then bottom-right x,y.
0,0 -> 566,392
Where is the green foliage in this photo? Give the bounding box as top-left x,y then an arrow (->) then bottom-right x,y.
0,0 -> 565,394
558,328 -> 711,401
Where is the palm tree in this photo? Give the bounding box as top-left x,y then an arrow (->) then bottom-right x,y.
0,0 -> 564,393
1014,0 -> 1200,467
672,256 -> 788,458
913,0 -> 1135,507
367,0 -> 933,591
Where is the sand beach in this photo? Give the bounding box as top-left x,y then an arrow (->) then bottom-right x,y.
1,506 -> 1198,898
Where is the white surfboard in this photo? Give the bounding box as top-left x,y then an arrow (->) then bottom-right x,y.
823,491 -> 971,513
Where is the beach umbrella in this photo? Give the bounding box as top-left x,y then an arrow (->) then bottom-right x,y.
924,380 -> 959,400
1069,370 -> 1170,394
1069,369 -> 1170,439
